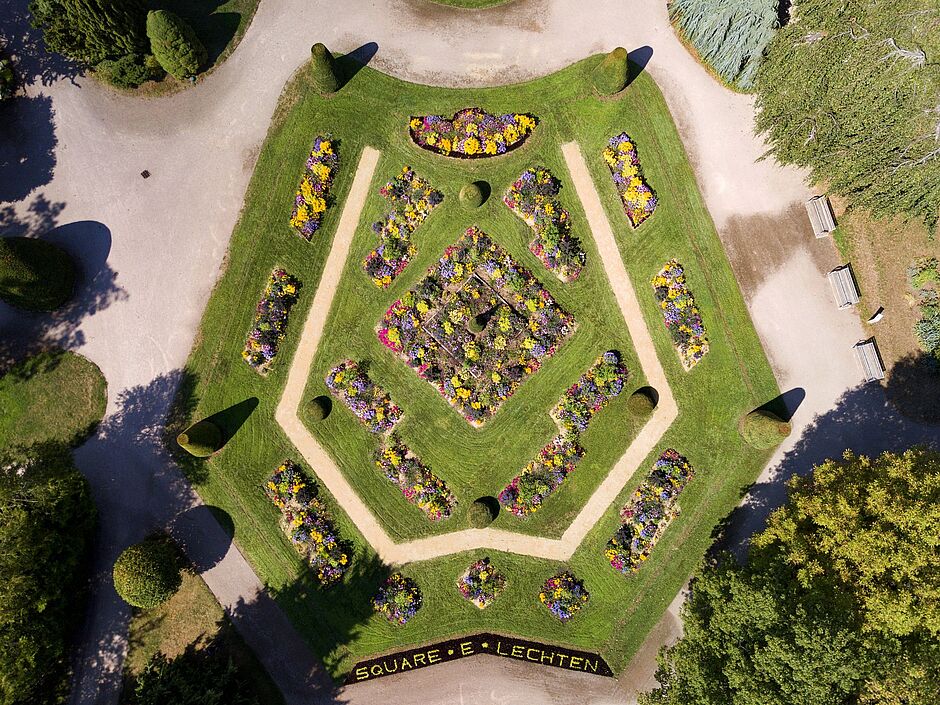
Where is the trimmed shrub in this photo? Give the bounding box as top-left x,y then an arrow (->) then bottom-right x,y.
739,409 -> 791,449
146,10 -> 207,80
176,419 -> 222,457
468,313 -> 487,333
468,496 -> 499,528
95,52 -> 162,88
112,538 -> 181,609
310,42 -> 339,94
592,47 -> 629,95
307,395 -> 332,422
627,387 -> 657,416
0,236 -> 75,311
459,181 -> 488,208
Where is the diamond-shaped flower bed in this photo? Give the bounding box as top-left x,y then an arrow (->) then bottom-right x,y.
377,226 -> 577,426
457,557 -> 507,609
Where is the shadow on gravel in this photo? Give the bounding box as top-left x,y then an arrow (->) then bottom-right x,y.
627,45 -> 653,86
759,387 -> 805,422
0,93 -> 57,201
171,504 -> 233,572
336,42 -> 379,90
0,0 -> 84,87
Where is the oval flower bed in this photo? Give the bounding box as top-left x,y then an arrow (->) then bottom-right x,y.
409,108 -> 537,158
539,571 -> 590,622
651,259 -> 709,369
373,573 -> 422,626
498,434 -> 584,517
263,460 -> 349,586
603,133 -> 657,228
363,166 -> 443,289
325,360 -> 402,433
504,166 -> 586,282
242,268 -> 301,372
457,557 -> 507,609
374,435 -> 456,521
551,350 -> 629,433
606,449 -> 695,575
289,135 -> 339,240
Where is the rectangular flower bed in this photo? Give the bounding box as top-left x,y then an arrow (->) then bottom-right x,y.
457,557 -> 507,609
377,227 -> 577,426
551,350 -> 629,433
242,268 -> 301,372
289,135 -> 339,240
409,108 -> 536,158
605,449 -> 695,575
264,460 -> 349,586
603,133 -> 657,228
498,434 -> 584,517
504,166 -> 585,282
651,259 -> 709,369
374,435 -> 456,521
325,360 -> 402,433
363,166 -> 443,288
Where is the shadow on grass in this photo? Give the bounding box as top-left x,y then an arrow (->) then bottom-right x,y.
335,42 -> 379,90
205,396 -> 259,442
151,0 -> 242,66
885,352 -> 940,424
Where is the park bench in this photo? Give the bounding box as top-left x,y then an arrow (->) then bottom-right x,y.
854,339 -> 885,382
805,195 -> 836,238
827,265 -> 859,309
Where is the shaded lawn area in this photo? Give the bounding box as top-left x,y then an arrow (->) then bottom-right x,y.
172,55 -> 779,678
152,0 -> 259,68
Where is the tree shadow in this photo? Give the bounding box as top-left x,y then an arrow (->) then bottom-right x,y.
627,45 -> 653,86
758,387 -> 805,422
885,352 -> 940,424
170,504 -> 233,572
203,396 -> 259,443
0,93 -> 57,201
335,42 -> 379,90
0,0 -> 84,87
152,0 -> 241,66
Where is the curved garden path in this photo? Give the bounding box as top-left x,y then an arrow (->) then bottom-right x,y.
1,0 -> 935,703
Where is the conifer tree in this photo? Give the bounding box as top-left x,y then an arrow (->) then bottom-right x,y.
29,0 -> 146,64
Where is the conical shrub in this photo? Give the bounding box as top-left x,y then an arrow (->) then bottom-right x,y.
146,10 -> 207,79
310,42 -> 339,94
176,419 -> 222,457
739,409 -> 791,449
592,47 -> 629,95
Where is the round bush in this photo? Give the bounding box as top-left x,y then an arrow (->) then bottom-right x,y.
739,410 -> 791,449
112,538 -> 181,609
627,387 -> 657,416
0,236 -> 75,311
307,395 -> 332,422
310,42 -> 339,94
146,10 -> 207,80
176,419 -> 222,457
593,46 -> 629,95
468,496 -> 499,528
459,181 -> 488,208
468,314 -> 487,333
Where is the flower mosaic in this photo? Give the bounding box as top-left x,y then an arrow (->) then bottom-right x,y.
457,557 -> 507,609
651,259 -> 709,369
409,107 -> 536,158
539,571 -> 590,622
374,435 -> 456,521
373,573 -> 422,626
289,135 -> 339,240
242,268 -> 301,372
603,133 -> 657,228
325,360 -> 403,433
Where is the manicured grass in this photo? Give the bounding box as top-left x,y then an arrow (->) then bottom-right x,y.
173,55 -> 779,679
0,350 -> 106,448
0,236 -> 75,311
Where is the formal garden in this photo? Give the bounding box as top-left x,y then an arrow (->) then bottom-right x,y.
169,49 -> 781,680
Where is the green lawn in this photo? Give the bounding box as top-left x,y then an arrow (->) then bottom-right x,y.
0,350 -> 107,448
172,55 -> 779,679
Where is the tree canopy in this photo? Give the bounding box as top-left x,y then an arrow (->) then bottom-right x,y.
755,0 -> 940,230
29,0 -> 147,65
641,448 -> 940,705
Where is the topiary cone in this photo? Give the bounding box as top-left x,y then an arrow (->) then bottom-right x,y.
176,419 -> 222,457
593,47 -> 629,96
739,409 -> 791,449
310,42 -> 339,95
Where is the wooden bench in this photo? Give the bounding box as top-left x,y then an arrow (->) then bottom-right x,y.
806,195 -> 836,238
854,339 -> 885,382
827,265 -> 859,308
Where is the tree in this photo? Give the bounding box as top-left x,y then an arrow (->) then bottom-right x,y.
0,236 -> 75,311
754,0 -> 940,230
28,0 -> 146,65
739,408 -> 790,448
0,443 -> 97,705
592,47 -> 629,95
641,448 -> 940,705
176,418 -> 222,457
112,537 -> 182,609
310,42 -> 339,94
670,0 -> 780,89
146,10 -> 207,80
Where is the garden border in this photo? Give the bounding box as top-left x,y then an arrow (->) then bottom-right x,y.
275,142 -> 678,563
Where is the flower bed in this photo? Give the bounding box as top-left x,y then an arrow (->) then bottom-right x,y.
377,227 -> 577,426
457,557 -> 507,609
504,166 -> 586,282
551,350 -> 629,433
263,460 -> 349,586
363,166 -> 443,288
374,435 -> 456,521
606,449 -> 695,575
539,571 -> 590,622
373,573 -> 422,626
242,268 -> 301,372
603,133 -> 657,228
325,360 -> 402,433
498,435 -> 584,517
651,259 -> 709,369
409,108 -> 537,158
289,135 -> 339,240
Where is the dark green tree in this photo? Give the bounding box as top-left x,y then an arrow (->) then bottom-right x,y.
29,0 -> 146,64
146,10 -> 207,80
112,537 -> 182,609
592,46 -> 629,95
310,42 -> 339,94
0,236 -> 75,311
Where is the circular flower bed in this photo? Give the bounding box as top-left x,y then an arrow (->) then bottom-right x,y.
373,573 -> 423,626
539,571 -> 590,622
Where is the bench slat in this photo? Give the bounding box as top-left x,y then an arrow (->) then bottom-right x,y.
854,340 -> 885,381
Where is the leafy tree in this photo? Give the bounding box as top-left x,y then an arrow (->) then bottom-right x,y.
642,448 -> 940,705
28,0 -> 146,64
754,0 -> 940,230
113,537 -> 182,609
146,10 -> 207,80
0,236 -> 75,311
670,0 -> 780,89
0,443 -> 97,705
